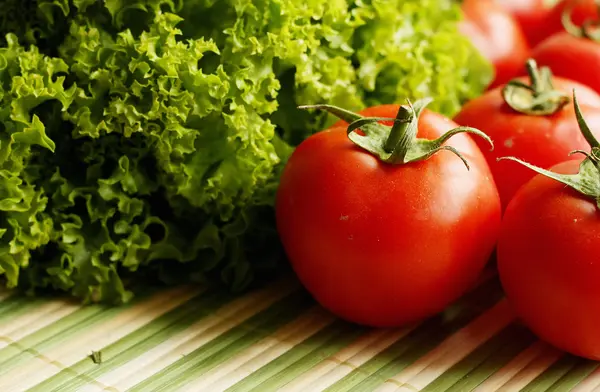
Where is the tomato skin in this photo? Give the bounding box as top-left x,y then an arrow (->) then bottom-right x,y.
493,0 -> 554,47
460,0 -> 530,89
498,159 -> 600,360
531,32 -> 600,94
453,76 -> 600,210
276,106 -> 501,327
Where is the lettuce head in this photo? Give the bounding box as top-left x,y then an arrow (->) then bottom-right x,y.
0,0 -> 492,303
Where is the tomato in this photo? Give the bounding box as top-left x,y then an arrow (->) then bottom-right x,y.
531,29 -> 600,94
460,0 -> 530,89
493,0 -> 598,47
531,30 -> 600,94
454,61 -> 600,210
540,0 -> 599,43
276,102 -> 501,327
498,159 -> 600,359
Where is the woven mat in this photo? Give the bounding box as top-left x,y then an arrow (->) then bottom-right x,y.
0,270 -> 598,392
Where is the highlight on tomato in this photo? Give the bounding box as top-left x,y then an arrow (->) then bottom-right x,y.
492,0 -> 556,47
275,99 -> 502,328
531,0 -> 600,94
454,59 -> 600,210
497,91 -> 600,360
459,0 -> 530,89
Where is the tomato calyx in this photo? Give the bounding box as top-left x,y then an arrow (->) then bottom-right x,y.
298,98 -> 493,170
502,59 -> 570,115
562,0 -> 600,41
499,90 -> 600,207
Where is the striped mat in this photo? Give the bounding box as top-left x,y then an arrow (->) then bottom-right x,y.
1,270 -> 598,392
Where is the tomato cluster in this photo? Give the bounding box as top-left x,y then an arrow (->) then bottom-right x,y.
275,0 -> 600,361
460,0 -> 600,89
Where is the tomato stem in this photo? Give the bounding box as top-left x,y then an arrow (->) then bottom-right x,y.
501,59 -> 570,116
562,0 -> 600,41
383,104 -> 413,154
574,92 -> 600,149
299,98 -> 493,169
498,90 -> 600,208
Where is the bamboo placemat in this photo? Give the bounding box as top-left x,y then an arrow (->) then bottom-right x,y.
0,270 -> 598,392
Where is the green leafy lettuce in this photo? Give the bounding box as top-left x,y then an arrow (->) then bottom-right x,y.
0,0 -> 491,303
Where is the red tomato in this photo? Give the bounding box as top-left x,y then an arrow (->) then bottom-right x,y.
498,158 -> 600,360
493,0 -> 598,47
531,31 -> 600,94
276,104 -> 501,327
454,72 -> 600,210
460,0 -> 530,89
540,0 -> 599,42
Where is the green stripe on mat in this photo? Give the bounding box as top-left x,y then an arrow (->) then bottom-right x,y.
545,360 -> 599,392
0,297 -> 47,323
325,277 -> 505,392
26,289 -> 231,392
0,294 -> 27,313
128,289 -> 314,392
422,323 -> 536,391
0,305 -> 111,369
0,296 -> 29,315
522,354 -> 590,392
0,290 -> 152,375
225,320 -> 367,392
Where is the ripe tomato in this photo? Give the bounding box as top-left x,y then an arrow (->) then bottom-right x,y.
493,0 -> 597,47
531,33 -> 600,94
498,159 -> 600,359
276,101 -> 501,327
460,0 -> 530,89
454,60 -> 600,210
540,0 -> 599,43
531,4 -> 600,94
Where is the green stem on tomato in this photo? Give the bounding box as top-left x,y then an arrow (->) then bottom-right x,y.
574,94 -> 600,149
383,104 -> 414,154
501,59 -> 570,116
498,90 -> 600,208
562,0 -> 600,41
299,97 -> 493,169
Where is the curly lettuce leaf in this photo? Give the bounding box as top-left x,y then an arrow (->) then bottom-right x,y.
353,0 -> 492,115
0,35 -> 73,290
